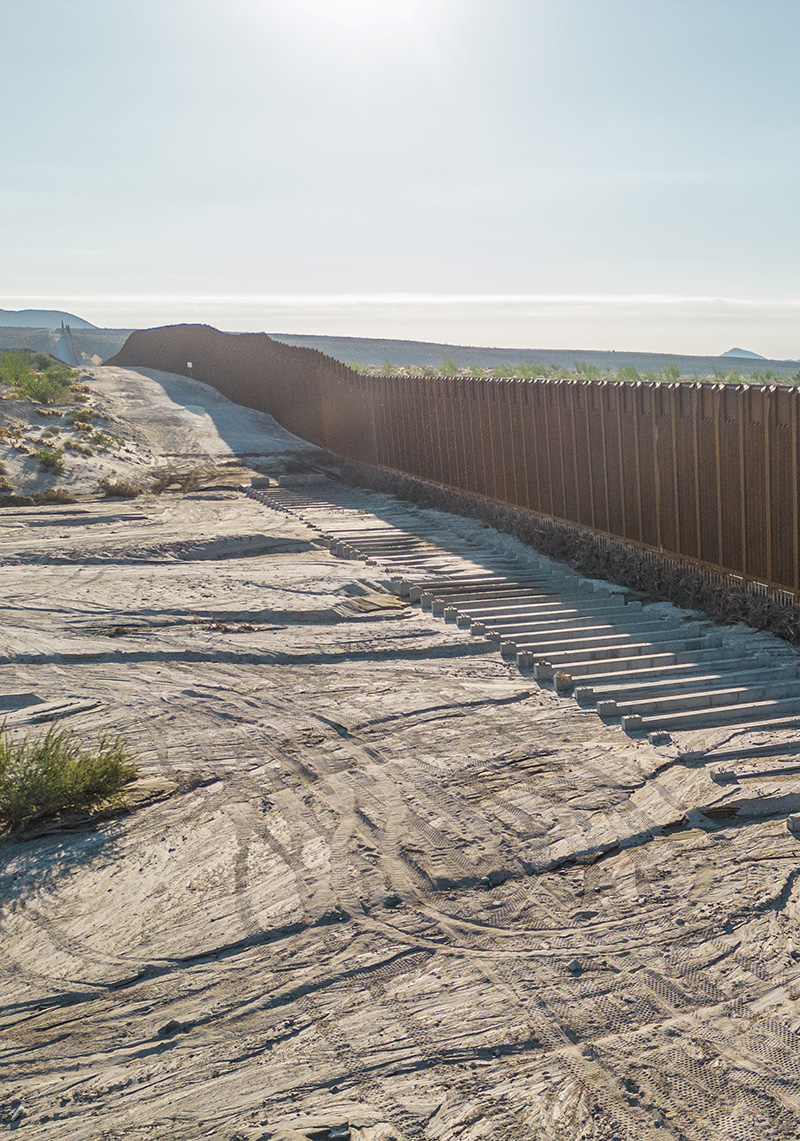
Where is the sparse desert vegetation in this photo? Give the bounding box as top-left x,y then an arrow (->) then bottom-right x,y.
343,357 -> 800,384
0,361 -> 138,501
3,358 -> 800,1139
33,446 -> 65,473
0,724 -> 137,835
98,476 -> 141,498
0,349 -> 78,404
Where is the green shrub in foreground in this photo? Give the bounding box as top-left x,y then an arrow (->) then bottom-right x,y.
0,725 -> 138,833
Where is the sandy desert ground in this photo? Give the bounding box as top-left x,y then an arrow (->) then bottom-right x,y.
2,367 -> 800,1140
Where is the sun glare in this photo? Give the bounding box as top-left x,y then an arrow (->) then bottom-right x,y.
277,0 -> 433,45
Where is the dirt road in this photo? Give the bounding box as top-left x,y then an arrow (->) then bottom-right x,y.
2,368 -> 800,1140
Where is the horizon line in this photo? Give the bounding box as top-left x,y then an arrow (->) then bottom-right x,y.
3,293 -> 800,310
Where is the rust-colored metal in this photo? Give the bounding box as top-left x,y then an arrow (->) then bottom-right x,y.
794,395 -> 800,596
108,326 -> 800,601
692,386 -> 702,564
669,385 -> 681,556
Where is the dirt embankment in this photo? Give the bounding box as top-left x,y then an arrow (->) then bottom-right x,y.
0,363 -> 317,504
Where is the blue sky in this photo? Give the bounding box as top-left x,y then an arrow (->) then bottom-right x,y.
2,0 -> 798,356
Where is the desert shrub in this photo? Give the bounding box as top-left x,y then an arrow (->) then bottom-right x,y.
148,464 -> 216,493
63,439 -> 93,455
88,430 -> 117,449
0,350 -> 35,387
34,447 -> 65,473
18,372 -> 72,404
42,361 -> 77,384
663,364 -> 681,381
574,362 -> 599,382
515,361 -> 547,379
439,357 -> 459,376
31,352 -> 55,371
0,724 -> 138,833
39,487 -> 77,503
62,439 -> 92,455
0,495 -> 34,507
65,406 -> 92,423
345,362 -> 368,374
98,477 -> 140,498
618,366 -> 639,382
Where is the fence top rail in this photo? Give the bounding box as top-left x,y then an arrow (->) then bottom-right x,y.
334,371 -> 796,399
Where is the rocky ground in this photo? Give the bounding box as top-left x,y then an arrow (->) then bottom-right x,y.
2,367 -> 800,1140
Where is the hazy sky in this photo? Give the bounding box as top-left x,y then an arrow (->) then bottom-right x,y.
2,0 -> 798,356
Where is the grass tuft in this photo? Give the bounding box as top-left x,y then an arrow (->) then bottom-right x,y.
0,725 -> 138,834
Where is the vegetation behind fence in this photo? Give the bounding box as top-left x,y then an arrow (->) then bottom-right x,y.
108,324 -> 800,600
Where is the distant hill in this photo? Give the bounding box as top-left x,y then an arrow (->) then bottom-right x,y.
721,347 -> 767,359
270,333 -> 800,378
0,307 -> 96,329
0,326 -> 135,365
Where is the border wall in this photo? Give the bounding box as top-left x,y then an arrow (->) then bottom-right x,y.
107,324 -> 800,605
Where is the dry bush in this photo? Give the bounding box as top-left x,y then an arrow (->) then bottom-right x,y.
148,464 -> 221,494
98,477 -> 140,498
39,487 -> 77,504
63,439 -> 93,455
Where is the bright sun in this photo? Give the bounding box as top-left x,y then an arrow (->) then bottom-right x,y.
284,0 -> 430,40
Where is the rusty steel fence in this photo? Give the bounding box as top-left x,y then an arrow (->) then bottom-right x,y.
108,325 -> 800,600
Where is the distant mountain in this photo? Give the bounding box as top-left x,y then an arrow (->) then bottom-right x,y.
0,325 -> 135,365
721,347 -> 766,359
0,308 -> 96,329
270,333 -> 800,378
